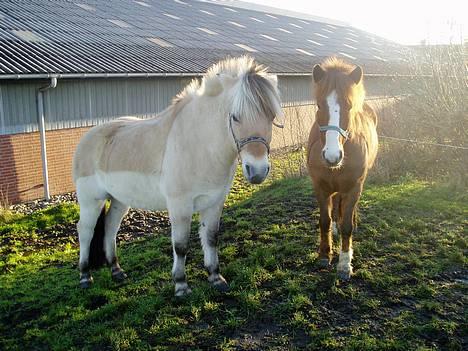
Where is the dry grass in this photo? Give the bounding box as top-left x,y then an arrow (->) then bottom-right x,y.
274,44 -> 467,187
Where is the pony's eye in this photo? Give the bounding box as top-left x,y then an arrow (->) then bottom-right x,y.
317,103 -> 321,110
232,114 -> 240,123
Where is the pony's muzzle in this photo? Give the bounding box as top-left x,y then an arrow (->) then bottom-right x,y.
243,162 -> 270,184
322,149 -> 343,167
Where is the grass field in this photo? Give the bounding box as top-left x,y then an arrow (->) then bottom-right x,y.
0,167 -> 466,350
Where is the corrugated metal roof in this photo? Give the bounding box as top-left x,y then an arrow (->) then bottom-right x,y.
0,0 -> 410,77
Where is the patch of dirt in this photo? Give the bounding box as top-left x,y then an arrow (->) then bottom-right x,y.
7,192 -> 171,253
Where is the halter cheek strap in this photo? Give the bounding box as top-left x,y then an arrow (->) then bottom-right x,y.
229,113 -> 270,155
319,125 -> 349,140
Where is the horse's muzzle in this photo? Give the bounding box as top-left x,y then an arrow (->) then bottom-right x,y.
244,163 -> 270,184
322,149 -> 343,167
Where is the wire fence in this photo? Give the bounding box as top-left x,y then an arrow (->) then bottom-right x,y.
284,98 -> 467,151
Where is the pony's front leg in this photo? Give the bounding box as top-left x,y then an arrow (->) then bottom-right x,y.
168,203 -> 193,297
316,189 -> 333,267
337,185 -> 362,280
199,203 -> 229,292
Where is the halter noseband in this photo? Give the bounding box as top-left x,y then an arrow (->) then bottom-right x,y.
319,125 -> 349,140
229,113 -> 270,154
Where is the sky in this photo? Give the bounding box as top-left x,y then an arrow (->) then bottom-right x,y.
245,0 -> 466,45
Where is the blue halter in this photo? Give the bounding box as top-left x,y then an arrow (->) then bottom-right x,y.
319,125 -> 349,140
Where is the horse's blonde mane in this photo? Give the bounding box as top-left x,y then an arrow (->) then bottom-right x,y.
170,56 -> 281,122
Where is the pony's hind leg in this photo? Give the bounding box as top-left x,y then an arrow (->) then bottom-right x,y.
316,189 -> 333,267
199,202 -> 229,292
104,198 -> 129,282
168,201 -> 193,297
337,185 -> 362,280
78,198 -> 106,288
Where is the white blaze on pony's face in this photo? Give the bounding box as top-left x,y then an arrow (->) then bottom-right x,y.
323,90 -> 344,166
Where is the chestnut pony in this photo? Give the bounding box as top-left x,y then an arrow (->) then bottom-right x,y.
307,58 -> 378,280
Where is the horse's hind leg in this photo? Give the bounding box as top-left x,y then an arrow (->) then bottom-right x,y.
337,185 -> 362,280
78,198 -> 106,288
168,200 -> 193,297
105,199 -> 129,282
199,202 -> 229,292
316,189 -> 333,267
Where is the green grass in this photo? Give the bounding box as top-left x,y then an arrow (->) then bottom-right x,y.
0,170 -> 466,350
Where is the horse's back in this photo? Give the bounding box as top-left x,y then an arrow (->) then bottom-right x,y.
73,112 -> 175,184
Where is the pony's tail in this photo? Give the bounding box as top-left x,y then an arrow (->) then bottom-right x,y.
88,205 -> 108,269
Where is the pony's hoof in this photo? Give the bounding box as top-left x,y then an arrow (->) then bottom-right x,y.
337,270 -> 352,281
212,279 -> 230,293
317,258 -> 331,269
112,270 -> 127,282
174,283 -> 192,297
79,276 -> 93,289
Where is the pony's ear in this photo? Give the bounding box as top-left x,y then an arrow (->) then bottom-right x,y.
265,74 -> 278,88
349,66 -> 363,84
313,64 -> 325,83
202,75 -> 223,96
273,108 -> 285,128
216,73 -> 238,89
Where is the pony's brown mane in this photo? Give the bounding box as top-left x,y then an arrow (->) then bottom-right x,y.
315,57 -> 371,138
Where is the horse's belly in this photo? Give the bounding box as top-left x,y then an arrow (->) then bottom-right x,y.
100,171 -> 167,211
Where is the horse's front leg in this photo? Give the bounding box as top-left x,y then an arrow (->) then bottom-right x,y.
337,185 -> 362,280
316,189 -> 333,267
168,202 -> 193,297
199,202 -> 229,292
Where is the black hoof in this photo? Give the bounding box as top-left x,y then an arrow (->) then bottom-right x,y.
213,280 -> 230,293
112,270 -> 127,282
80,279 -> 93,289
317,258 -> 331,269
175,286 -> 192,297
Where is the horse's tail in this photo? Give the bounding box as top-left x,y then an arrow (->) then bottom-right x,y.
88,205 -> 108,269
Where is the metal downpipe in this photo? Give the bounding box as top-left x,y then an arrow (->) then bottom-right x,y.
36,77 -> 57,200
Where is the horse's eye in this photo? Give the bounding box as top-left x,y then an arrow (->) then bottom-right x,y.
317,103 -> 321,110
232,114 -> 240,123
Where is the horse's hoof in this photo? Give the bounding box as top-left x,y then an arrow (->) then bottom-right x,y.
112,270 -> 127,282
337,270 -> 352,281
317,258 -> 331,269
212,280 -> 230,293
79,277 -> 93,289
175,286 -> 192,297
174,281 -> 192,297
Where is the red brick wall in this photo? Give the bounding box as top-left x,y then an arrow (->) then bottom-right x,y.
0,127 -> 91,204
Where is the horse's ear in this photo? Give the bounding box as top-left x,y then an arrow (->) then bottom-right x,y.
313,64 -> 325,83
202,75 -> 223,96
265,74 -> 278,87
349,66 -> 363,84
217,73 -> 238,89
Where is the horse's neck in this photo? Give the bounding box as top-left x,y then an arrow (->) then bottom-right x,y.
175,97 -> 238,168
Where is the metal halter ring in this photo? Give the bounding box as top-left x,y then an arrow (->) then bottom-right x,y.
319,125 -> 349,140
229,113 -> 270,154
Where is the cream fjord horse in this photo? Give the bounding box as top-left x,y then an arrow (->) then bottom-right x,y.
72,57 -> 284,296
